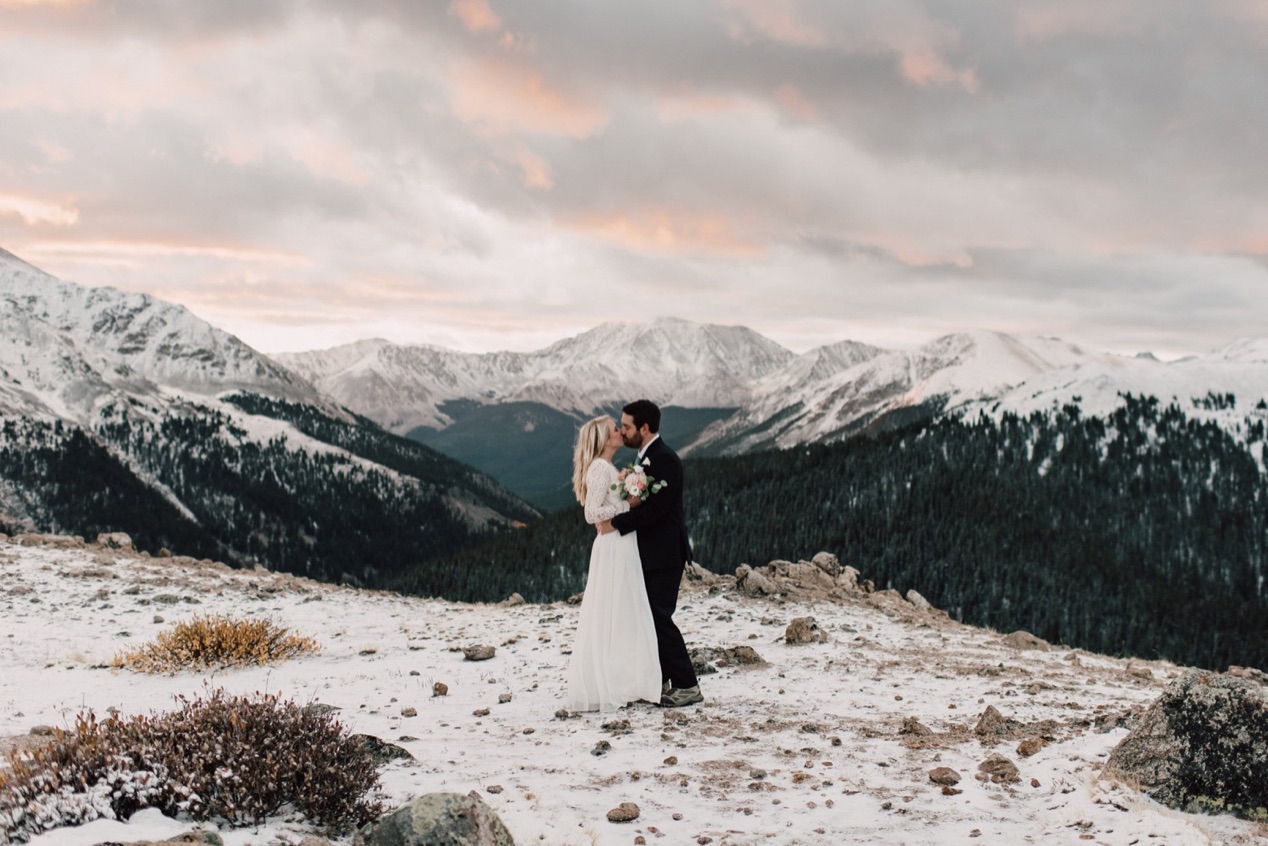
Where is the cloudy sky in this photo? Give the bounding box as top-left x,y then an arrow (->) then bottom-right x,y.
2,0 -> 1267,358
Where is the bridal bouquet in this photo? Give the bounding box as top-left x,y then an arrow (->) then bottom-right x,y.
612,458 -> 667,501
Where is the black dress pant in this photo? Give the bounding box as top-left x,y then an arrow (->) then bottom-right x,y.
643,565 -> 698,689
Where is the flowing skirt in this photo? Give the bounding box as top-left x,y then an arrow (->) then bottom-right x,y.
566,530 -> 661,712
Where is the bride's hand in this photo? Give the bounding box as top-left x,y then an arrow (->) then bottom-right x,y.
627,495 -> 642,508
616,469 -> 630,480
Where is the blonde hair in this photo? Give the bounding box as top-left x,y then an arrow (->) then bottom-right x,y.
572,416 -> 612,506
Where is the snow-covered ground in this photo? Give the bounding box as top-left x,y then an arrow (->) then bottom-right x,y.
2,535 -> 1264,846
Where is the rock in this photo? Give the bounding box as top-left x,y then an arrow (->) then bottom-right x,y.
975,705 -> 1020,740
433,682 -> 449,697
606,802 -> 640,823
364,791 -> 514,846
592,740 -> 612,756
978,753 -> 1021,784
689,645 -> 767,675
401,707 -> 418,718
1102,670 -> 1268,820
929,767 -> 961,786
1001,631 -> 1050,651
839,566 -> 863,593
95,532 -> 134,551
498,693 -> 512,704
905,590 -> 933,611
1017,737 -> 1046,757
95,833 -> 225,846
30,725 -> 55,736
683,561 -> 721,584
498,593 -> 525,607
352,733 -> 416,765
1125,664 -> 1153,680
463,645 -> 496,661
785,617 -> 827,645
735,565 -> 778,597
810,551 -> 841,577
900,717 -> 933,736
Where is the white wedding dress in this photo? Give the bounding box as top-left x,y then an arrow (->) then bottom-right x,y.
565,458 -> 662,712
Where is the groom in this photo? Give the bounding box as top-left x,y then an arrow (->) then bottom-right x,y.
599,399 -> 702,707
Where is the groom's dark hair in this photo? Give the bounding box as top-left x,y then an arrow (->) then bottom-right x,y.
623,399 -> 661,433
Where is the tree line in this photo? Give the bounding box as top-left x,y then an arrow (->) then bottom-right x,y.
401,394 -> 1268,672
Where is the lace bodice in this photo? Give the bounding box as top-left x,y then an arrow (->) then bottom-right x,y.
584,459 -> 630,525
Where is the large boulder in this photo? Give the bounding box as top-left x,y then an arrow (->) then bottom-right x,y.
364,792 -> 514,845
1102,671 -> 1268,820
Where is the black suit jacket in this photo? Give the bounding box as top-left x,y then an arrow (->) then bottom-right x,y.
611,437 -> 692,573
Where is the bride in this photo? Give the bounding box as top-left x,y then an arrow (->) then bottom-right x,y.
565,415 -> 662,712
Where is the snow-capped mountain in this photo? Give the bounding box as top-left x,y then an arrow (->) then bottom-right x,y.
0,247 -> 317,421
692,331 -> 1130,452
0,248 -> 535,575
277,318 -> 797,434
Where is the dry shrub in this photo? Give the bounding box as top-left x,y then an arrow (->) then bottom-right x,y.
113,614 -> 318,673
0,690 -> 382,843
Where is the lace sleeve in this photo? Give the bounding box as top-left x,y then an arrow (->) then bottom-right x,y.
584,460 -> 629,524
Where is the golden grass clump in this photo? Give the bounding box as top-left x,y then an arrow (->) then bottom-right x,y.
113,614 -> 319,673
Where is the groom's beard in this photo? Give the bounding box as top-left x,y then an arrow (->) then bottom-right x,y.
621,433 -> 643,449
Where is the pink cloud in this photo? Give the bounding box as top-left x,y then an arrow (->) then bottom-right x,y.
718,0 -> 827,48
567,208 -> 765,257
773,84 -> 818,119
0,193 -> 79,226
900,52 -> 979,92
449,58 -> 608,138
448,0 -> 501,34
514,148 -> 553,189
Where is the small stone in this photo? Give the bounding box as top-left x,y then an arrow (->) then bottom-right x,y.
554,709 -> 571,720
487,785 -> 503,794
498,693 -> 512,704
606,801 -> 640,823
664,756 -> 678,765
432,682 -> 448,696
673,813 -> 683,821
152,615 -> 164,624
942,786 -> 963,796
409,670 -> 420,676
978,753 -> 1021,784
473,708 -> 491,717
359,648 -> 377,656
522,727 -> 535,735
593,740 -> 612,756
400,707 -> 417,718
29,725 -> 55,736
1017,737 -> 1045,757
928,767 -> 961,786
900,717 -> 932,736
635,837 -> 647,846
1030,778 -> 1041,788
464,644 -> 496,661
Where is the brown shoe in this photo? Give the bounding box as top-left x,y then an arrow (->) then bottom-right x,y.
659,685 -> 703,707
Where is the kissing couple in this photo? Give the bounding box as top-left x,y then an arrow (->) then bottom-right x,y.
565,399 -> 703,712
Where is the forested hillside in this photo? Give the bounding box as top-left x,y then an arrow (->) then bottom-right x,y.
0,395 -> 537,587
398,394 -> 1268,672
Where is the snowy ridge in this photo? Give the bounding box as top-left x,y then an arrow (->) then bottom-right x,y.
0,247 -> 318,420
278,318 -> 797,434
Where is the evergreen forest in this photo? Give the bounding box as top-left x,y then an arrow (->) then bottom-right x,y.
0,394 -> 537,587
398,394 -> 1268,673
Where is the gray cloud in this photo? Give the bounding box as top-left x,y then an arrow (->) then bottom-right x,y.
1,0 -> 1266,358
